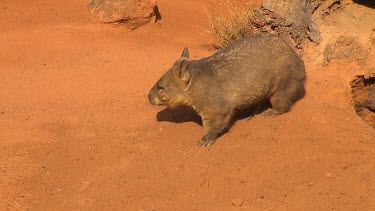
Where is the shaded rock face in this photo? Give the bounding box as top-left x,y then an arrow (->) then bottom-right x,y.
89,0 -> 158,29
249,0 -> 347,50
351,74 -> 375,128
324,36 -> 368,65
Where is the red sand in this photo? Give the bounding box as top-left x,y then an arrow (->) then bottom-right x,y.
1,0 -> 374,209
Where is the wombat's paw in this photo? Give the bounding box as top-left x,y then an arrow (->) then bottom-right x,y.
197,137 -> 216,147
261,109 -> 279,117
245,115 -> 255,121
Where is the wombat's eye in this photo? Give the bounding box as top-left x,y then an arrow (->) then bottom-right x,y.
157,84 -> 164,91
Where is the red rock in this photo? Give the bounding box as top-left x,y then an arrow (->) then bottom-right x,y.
231,198 -> 244,207
89,0 -> 158,29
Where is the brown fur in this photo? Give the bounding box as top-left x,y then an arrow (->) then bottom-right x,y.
148,34 -> 306,146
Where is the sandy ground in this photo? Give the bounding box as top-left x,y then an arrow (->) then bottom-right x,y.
1,0 -> 374,210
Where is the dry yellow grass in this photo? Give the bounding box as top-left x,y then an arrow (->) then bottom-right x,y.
205,1 -> 255,48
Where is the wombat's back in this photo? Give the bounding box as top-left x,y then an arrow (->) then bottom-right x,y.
210,34 -> 305,81
188,34 -> 305,109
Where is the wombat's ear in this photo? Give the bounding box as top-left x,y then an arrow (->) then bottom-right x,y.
173,60 -> 190,82
180,48 -> 189,60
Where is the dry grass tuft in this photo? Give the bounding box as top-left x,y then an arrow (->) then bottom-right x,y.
205,1 -> 255,48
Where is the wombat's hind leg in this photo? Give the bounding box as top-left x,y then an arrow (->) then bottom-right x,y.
261,92 -> 292,117
198,109 -> 233,147
263,81 -> 304,117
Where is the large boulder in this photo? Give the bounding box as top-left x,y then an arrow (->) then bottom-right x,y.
324,36 -> 369,65
351,73 -> 375,128
249,0 -> 347,49
89,0 -> 158,29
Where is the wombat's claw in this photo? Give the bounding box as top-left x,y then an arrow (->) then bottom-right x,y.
261,110 -> 278,117
245,115 -> 254,121
197,138 -> 216,147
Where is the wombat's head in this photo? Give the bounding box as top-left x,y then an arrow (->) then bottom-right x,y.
148,48 -> 191,108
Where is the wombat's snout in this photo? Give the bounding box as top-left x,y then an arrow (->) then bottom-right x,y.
148,90 -> 163,106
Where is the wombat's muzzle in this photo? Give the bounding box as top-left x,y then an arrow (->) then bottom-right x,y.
148,90 -> 163,106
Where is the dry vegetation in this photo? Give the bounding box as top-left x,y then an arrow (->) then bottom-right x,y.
205,1 -> 254,48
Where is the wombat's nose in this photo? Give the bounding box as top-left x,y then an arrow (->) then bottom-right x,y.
148,92 -> 161,106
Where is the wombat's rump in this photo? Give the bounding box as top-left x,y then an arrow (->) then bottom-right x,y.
148,34 -> 306,146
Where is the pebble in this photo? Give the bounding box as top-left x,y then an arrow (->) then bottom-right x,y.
231,198 -> 244,207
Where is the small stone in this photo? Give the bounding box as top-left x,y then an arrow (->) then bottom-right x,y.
231,198 -> 244,207
200,179 -> 210,188
371,36 -> 375,45
326,173 -> 332,178
89,0 -> 158,29
3,6 -> 7,9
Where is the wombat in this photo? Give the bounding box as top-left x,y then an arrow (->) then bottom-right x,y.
148,34 -> 306,146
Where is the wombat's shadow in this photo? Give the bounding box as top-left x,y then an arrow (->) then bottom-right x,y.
353,0 -> 375,8
235,101 -> 271,121
156,102 -> 271,127
157,106 -> 202,126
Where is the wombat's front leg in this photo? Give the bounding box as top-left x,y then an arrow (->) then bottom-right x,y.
197,110 -> 233,147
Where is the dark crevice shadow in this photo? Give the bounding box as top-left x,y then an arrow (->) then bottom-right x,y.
156,106 -> 202,126
234,101 -> 271,121
154,5 -> 162,22
352,0 -> 375,8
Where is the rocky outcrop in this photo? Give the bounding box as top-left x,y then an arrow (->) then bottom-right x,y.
89,0 -> 159,29
324,36 -> 369,65
249,0 -> 347,50
351,73 -> 375,128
